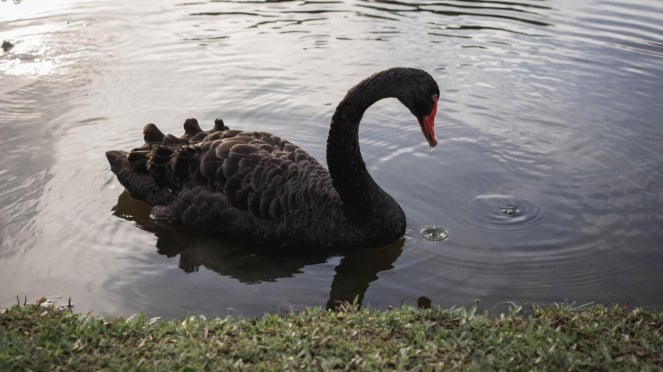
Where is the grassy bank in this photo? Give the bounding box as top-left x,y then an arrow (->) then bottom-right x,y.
2,301 -> 661,370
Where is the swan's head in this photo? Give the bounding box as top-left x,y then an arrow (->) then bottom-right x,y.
395,68 -> 440,148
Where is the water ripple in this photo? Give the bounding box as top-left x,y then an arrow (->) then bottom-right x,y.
461,194 -> 545,234
555,0 -> 663,57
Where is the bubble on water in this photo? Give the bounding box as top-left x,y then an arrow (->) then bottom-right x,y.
501,205 -> 519,215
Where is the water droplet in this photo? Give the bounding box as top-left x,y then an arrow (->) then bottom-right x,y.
420,226 -> 449,241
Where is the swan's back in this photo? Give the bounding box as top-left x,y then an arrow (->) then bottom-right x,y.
107,119 -> 348,247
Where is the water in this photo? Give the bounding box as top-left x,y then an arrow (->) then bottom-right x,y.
1,0 -> 662,318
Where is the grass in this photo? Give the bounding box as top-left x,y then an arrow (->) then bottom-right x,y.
1,299 -> 662,370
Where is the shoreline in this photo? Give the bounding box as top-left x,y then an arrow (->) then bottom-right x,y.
2,300 -> 661,370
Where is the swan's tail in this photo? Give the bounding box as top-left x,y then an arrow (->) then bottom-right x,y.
105,118 -> 229,206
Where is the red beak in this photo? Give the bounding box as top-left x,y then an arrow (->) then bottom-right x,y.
418,97 -> 438,148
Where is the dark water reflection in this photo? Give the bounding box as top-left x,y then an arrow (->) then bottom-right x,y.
112,191 -> 404,311
1,0 -> 662,317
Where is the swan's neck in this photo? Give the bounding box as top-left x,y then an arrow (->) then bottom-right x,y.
326,72 -> 402,219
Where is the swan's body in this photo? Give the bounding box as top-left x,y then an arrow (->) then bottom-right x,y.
106,68 -> 440,249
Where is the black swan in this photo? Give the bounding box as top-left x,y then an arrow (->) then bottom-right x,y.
106,67 -> 439,249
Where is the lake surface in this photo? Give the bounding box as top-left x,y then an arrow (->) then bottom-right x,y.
1,0 -> 662,318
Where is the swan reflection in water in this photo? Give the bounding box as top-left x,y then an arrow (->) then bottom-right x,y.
112,191 -> 404,310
